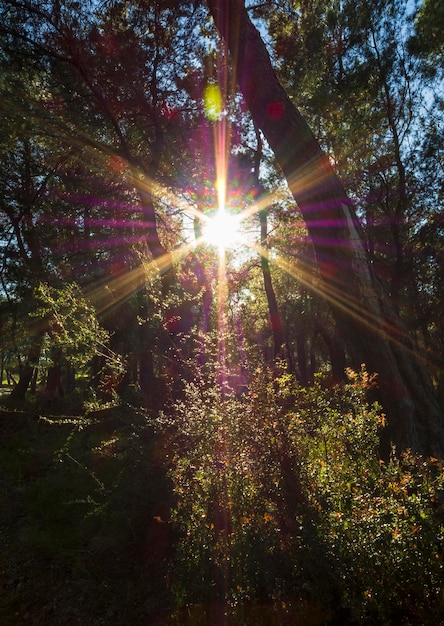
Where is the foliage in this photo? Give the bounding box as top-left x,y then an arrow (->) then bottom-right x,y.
156,365 -> 444,623
32,281 -> 113,370
410,0 -> 444,60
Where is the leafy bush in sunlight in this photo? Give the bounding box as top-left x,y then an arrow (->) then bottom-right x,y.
156,376 -> 290,610
281,365 -> 444,623
33,282 -> 111,370
156,365 -> 444,624
31,282 -> 125,400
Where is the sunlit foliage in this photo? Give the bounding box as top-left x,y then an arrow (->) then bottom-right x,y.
154,365 -> 444,623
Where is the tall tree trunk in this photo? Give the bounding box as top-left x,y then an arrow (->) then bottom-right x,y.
253,124 -> 286,362
295,329 -> 309,386
259,208 -> 285,360
370,25 -> 410,311
8,330 -> 45,402
138,189 -> 175,296
316,322 -> 347,384
45,347 -> 64,398
206,0 -> 444,456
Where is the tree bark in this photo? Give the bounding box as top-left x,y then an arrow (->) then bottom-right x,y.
8,329 -> 45,402
259,208 -> 285,360
206,0 -> 444,456
253,124 -> 287,362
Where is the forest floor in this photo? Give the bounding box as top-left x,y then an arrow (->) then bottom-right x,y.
0,401 -> 177,625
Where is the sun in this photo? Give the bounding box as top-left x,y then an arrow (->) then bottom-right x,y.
202,208 -> 242,250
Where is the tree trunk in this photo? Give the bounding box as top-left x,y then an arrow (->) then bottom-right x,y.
259,208 -> 285,360
45,348 -> 64,398
316,322 -> 347,384
138,189 -> 175,296
295,329 -> 309,386
253,126 -> 287,362
206,0 -> 444,456
8,330 -> 45,402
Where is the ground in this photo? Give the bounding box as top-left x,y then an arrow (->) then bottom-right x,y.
0,404 -> 174,625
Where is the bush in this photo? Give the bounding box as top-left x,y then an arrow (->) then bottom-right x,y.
155,365 -> 444,624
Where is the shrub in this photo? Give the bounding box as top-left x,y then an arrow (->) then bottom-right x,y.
155,365 -> 444,624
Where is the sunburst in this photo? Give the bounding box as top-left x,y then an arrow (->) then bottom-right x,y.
202,208 -> 243,250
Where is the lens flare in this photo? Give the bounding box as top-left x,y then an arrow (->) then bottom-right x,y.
204,83 -> 223,121
202,208 -> 242,250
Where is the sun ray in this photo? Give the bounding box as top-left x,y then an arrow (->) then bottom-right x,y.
249,240 -> 425,365
82,241 -> 195,319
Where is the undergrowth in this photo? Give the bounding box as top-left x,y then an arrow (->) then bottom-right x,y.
1,366 -> 443,624
155,365 -> 444,625
0,399 -> 173,625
